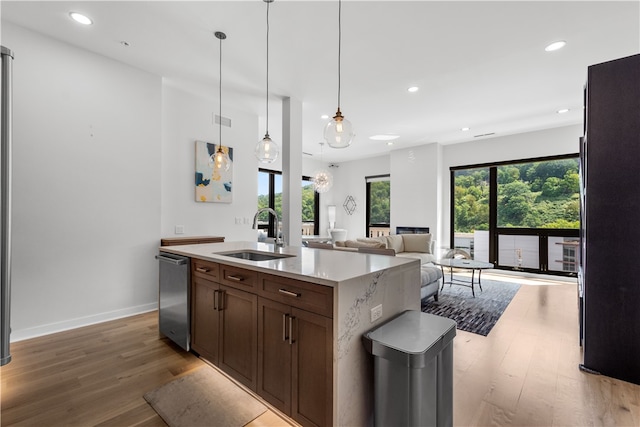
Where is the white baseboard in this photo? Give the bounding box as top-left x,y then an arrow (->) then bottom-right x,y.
10,302 -> 158,342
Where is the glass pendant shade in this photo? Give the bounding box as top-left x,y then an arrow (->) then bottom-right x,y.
324,109 -> 354,149
210,147 -> 230,172
313,169 -> 333,193
255,133 -> 279,163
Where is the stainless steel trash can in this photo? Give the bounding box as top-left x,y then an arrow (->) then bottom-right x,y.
363,310 -> 456,427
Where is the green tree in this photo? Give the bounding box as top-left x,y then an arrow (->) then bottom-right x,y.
301,184 -> 315,221
498,181 -> 535,226
369,181 -> 390,223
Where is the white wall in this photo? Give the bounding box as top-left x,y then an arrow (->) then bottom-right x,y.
390,144 -> 441,238
4,23 -> 162,340
325,155 -> 390,240
159,85 -> 323,242
160,82 -> 259,241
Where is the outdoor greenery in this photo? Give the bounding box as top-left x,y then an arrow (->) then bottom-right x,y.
454,159 -> 580,232
369,181 -> 390,224
257,183 -> 315,222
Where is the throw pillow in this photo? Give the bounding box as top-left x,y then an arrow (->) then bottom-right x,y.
402,233 -> 432,253
384,235 -> 405,253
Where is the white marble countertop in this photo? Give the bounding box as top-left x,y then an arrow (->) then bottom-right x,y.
159,241 -> 418,287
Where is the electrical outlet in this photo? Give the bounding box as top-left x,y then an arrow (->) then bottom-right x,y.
371,304 -> 383,323
235,217 -> 242,225
175,225 -> 185,234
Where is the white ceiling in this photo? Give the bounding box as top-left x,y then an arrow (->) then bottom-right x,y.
2,1 -> 639,163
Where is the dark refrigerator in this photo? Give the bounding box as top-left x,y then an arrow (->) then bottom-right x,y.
580,53 -> 640,385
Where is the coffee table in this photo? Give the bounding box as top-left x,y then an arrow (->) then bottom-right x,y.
434,259 -> 494,297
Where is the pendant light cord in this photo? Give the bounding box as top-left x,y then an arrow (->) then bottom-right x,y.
219,35 -> 222,147
266,1 -> 270,135
337,0 -> 342,110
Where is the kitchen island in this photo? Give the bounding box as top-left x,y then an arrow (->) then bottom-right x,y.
159,241 -> 421,426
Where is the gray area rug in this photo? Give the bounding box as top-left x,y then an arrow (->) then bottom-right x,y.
422,276 -> 520,336
144,367 -> 267,427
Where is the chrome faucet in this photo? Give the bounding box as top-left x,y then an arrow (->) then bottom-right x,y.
252,208 -> 284,247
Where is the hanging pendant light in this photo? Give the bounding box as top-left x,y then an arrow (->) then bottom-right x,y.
324,0 -> 354,149
255,0 -> 280,163
313,142 -> 333,193
210,31 -> 230,172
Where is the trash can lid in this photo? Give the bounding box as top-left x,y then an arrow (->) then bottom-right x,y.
363,310 -> 456,367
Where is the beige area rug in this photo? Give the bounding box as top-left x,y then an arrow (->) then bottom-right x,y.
144,367 -> 267,427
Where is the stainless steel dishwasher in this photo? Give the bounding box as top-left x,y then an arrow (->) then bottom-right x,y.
155,252 -> 190,351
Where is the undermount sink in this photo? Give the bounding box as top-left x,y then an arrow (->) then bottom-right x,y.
216,250 -> 295,262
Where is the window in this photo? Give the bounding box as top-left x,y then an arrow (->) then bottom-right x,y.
366,175 -> 390,237
451,155 -> 579,276
453,167 -> 490,260
496,158 -> 580,229
301,178 -> 316,235
257,169 -> 319,238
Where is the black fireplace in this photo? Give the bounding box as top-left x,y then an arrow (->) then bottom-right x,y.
395,226 -> 429,234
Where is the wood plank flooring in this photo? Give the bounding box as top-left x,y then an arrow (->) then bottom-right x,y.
2,274 -> 640,426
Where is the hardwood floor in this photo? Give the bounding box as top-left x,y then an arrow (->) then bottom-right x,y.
454,273 -> 640,426
2,274 -> 639,426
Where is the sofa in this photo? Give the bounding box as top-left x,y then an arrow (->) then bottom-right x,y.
333,233 -> 441,301
333,233 -> 436,265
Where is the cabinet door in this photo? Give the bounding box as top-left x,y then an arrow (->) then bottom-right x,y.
191,277 -> 219,363
218,285 -> 258,391
257,297 -> 292,414
291,307 -> 333,427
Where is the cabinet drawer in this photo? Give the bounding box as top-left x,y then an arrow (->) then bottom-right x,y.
192,259 -> 219,281
220,264 -> 258,291
259,273 -> 333,318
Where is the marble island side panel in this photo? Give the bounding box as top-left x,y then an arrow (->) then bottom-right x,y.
334,260 -> 421,426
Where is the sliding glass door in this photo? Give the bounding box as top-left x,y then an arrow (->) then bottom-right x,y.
452,167 -> 490,261
451,155 -> 579,276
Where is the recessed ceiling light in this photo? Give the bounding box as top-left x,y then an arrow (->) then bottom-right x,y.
370,134 -> 400,141
69,12 -> 93,25
545,40 -> 566,52
461,127 -> 470,131
407,86 -> 419,93
557,108 -> 570,114
321,114 -> 329,119
386,142 -> 394,146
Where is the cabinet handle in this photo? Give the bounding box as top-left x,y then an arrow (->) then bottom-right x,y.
218,290 -> 225,311
227,275 -> 244,282
289,316 -> 295,345
213,290 -> 219,310
282,314 -> 289,342
278,288 -> 300,298
196,267 -> 209,273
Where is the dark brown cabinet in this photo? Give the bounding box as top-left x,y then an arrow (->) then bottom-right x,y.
191,276 -> 219,362
190,260 -> 258,390
190,260 -> 334,425
581,53 -> 640,385
257,274 -> 333,427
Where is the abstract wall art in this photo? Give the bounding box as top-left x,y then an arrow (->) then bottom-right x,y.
195,140 -> 233,203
